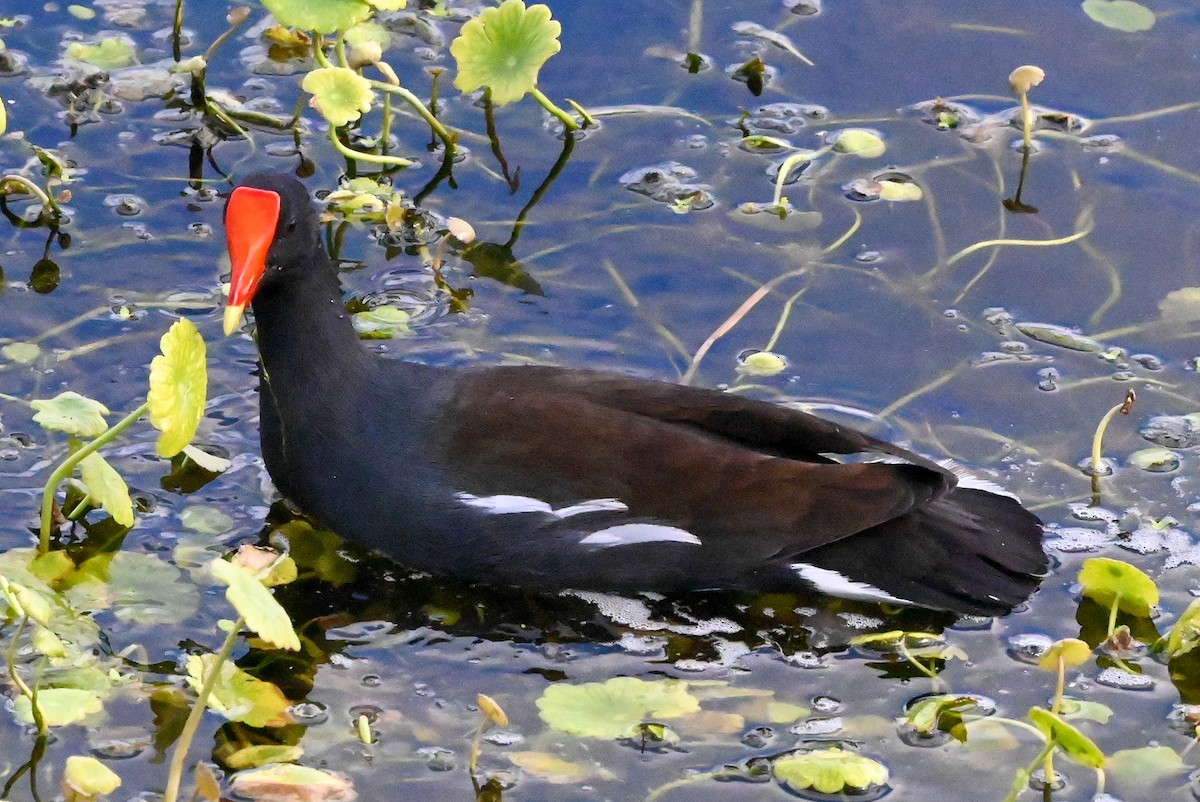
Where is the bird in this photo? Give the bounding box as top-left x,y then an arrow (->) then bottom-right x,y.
222,172 -> 1046,617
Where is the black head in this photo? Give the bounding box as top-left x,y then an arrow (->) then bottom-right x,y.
223,173 -> 324,335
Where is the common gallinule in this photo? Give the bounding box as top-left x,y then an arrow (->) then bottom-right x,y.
222,173 -> 1046,617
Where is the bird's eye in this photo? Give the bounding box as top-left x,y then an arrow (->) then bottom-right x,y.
284,219 -> 297,233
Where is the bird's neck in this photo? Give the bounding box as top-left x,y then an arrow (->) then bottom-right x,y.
251,256 -> 372,397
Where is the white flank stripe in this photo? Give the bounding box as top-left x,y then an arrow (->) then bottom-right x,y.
553,498 -> 629,518
456,494 -> 553,514
580,524 -> 701,547
791,563 -> 913,605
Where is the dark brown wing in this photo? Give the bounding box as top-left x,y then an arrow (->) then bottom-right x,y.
436,365 -> 953,558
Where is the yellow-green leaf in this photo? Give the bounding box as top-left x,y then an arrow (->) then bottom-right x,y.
1037,638 -> 1092,672
450,0 -> 562,105
1077,557 -> 1159,616
78,452 -> 134,527
1081,0 -> 1155,32
32,391 -> 110,437
1028,707 -> 1106,768
147,319 -> 207,458
261,0 -> 371,34
508,751 -> 617,783
63,755 -> 121,796
65,37 -> 137,69
773,749 -> 889,794
1160,596 -> 1200,659
230,764 -> 355,802
186,654 -> 294,727
301,66 -> 375,128
222,744 -> 305,771
14,687 -> 102,726
536,677 -> 699,739
831,129 -> 885,157
211,558 -> 300,651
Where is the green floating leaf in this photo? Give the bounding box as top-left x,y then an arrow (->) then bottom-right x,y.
1159,596 -> 1200,659
181,444 -> 232,474
211,558 -> 301,651
1158,287 -> 1200,321
536,677 -> 700,739
2,341 -> 40,364
186,654 -> 294,728
64,755 -> 121,796
1057,697 -> 1113,724
1106,746 -> 1185,788
78,452 -> 134,527
14,687 -> 102,726
65,37 -> 137,69
1077,556 -> 1159,616
772,749 -> 889,795
230,764 -> 355,802
831,129 -> 885,158
1037,638 -> 1092,671
1028,707 -> 1105,767
1129,446 -> 1179,472
508,751 -> 617,784
261,0 -> 372,34
737,350 -> 788,377
148,318 -> 207,458
906,695 -> 978,737
63,552 -> 199,626
0,575 -> 53,625
344,20 -> 392,52
32,391 -> 110,437
451,0 -> 562,105
352,306 -> 412,339
1081,0 -> 1155,32
180,505 -> 234,535
301,66 -> 375,128
878,179 -> 923,201
222,744 -> 305,771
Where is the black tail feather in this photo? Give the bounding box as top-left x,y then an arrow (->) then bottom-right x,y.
803,488 -> 1046,616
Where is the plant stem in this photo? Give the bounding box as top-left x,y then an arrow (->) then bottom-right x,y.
1019,91 -> 1033,150
172,0 -> 183,61
6,617 -> 45,736
1091,391 -> 1135,476
1052,655 -> 1065,714
162,619 -> 243,802
528,86 -> 578,131
38,401 -> 149,553
328,129 -> 414,168
369,81 -> 456,148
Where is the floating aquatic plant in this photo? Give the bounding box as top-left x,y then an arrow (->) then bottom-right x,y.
450,0 -> 587,130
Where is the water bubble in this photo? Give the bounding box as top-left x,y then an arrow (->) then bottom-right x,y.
741,726 -> 774,748
1007,633 -> 1053,664
811,695 -> 842,713
289,701 -> 329,725
104,194 -> 147,217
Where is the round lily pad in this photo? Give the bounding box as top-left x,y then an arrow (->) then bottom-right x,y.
301,66 -> 375,128
773,748 -> 889,795
450,0 -> 562,105
1077,556 -> 1158,616
536,677 -> 699,739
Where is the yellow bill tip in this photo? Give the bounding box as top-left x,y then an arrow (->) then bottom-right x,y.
223,304 -> 246,336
